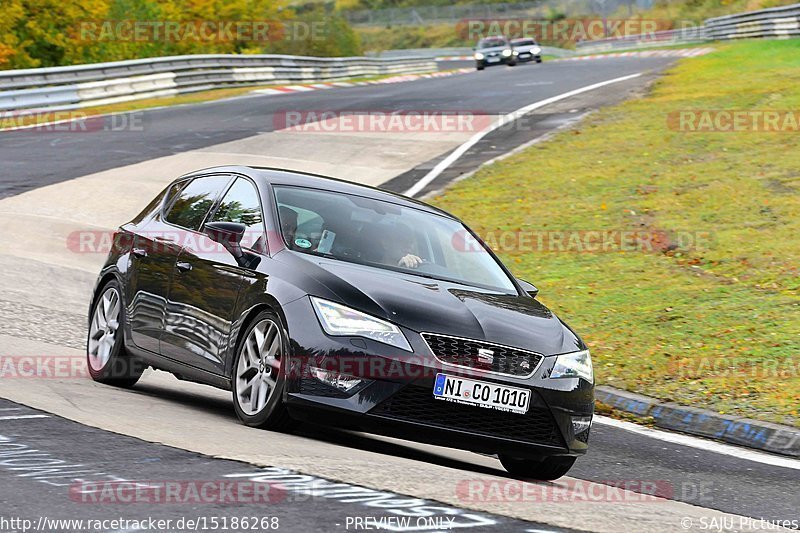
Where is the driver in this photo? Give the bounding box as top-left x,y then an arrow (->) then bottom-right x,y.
392,224 -> 423,269
279,206 -> 299,247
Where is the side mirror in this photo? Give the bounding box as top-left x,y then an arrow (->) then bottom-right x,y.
204,221 -> 245,263
517,279 -> 539,298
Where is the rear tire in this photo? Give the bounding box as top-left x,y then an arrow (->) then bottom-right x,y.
499,455 -> 576,480
87,280 -> 145,388
232,310 -> 293,431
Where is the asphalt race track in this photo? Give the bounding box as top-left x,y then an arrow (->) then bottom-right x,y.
0,56 -> 798,532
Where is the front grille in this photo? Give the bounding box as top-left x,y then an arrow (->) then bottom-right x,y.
422,333 -> 543,377
372,385 -> 564,447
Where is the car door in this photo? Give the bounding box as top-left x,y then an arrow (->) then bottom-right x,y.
160,176 -> 268,375
130,174 -> 232,359
126,180 -> 191,354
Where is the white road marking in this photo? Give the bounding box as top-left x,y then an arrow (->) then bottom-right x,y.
594,415 -> 800,470
514,81 -> 555,86
403,72 -> 642,197
0,408 -> 23,411
0,414 -> 50,420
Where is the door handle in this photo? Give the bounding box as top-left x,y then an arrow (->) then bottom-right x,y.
132,248 -> 148,258
176,261 -> 193,272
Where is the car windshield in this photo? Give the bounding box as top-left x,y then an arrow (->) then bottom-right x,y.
478,38 -> 507,48
513,39 -> 537,46
274,186 -> 517,293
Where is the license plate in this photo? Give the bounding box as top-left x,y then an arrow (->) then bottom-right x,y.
433,374 -> 530,414
520,53 -> 531,58
487,57 -> 500,63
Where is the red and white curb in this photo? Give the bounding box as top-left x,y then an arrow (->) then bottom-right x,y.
251,69 -> 472,96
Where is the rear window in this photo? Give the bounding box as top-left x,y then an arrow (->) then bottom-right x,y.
164,175 -> 231,231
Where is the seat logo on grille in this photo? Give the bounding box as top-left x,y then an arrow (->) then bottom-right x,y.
477,348 -> 495,364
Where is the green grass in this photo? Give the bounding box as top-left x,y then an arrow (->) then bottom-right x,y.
430,39 -> 800,427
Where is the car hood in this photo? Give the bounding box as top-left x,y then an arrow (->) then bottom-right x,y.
280,252 -> 583,356
477,46 -> 508,54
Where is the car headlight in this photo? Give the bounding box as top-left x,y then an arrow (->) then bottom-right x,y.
532,46 -> 542,55
310,297 -> 412,352
550,350 -> 593,383
502,48 -> 512,57
474,52 -> 484,60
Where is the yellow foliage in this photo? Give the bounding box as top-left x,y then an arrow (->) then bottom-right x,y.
0,0 -> 361,70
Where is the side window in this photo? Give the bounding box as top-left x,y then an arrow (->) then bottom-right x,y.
211,178 -> 266,253
164,176 -> 231,231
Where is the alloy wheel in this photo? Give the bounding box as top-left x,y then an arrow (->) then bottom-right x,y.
235,319 -> 283,416
88,287 -> 121,371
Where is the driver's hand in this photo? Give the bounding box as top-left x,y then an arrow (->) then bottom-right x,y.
398,254 -> 423,269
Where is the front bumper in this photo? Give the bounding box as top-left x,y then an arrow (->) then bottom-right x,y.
281,297 -> 594,458
516,52 -> 542,62
477,56 -> 512,67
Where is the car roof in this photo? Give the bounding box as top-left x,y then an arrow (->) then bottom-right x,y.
178,165 -> 458,220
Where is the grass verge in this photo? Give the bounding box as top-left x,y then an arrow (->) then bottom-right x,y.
431,39 -> 800,427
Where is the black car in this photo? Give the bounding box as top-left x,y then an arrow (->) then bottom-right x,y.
510,38 -> 543,64
473,36 -> 517,70
87,166 -> 594,480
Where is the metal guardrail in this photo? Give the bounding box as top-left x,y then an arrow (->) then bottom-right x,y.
0,54 -> 436,112
705,3 -> 800,40
575,2 -> 800,53
373,46 -> 577,59
575,27 -> 709,53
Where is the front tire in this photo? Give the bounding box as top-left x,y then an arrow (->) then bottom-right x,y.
232,310 -> 293,430
499,455 -> 576,480
87,280 -> 144,388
